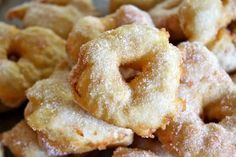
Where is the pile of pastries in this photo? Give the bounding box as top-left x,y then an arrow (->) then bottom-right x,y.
0,0 -> 236,157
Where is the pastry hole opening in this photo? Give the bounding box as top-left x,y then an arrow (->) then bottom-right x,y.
7,51 -> 20,62
119,64 -> 142,83
200,105 -> 222,124
164,0 -> 182,9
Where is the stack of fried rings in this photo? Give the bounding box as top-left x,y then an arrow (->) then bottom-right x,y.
0,22 -> 66,111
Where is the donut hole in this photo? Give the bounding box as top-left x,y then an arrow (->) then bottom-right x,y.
164,0 -> 182,9
7,51 -> 20,62
119,64 -> 142,83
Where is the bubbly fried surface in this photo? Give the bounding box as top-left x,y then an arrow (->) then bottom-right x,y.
7,2 -> 84,38
2,120 -> 52,157
207,29 -> 236,72
112,147 -> 158,157
67,5 -> 153,64
70,24 -> 181,137
35,0 -> 97,15
157,42 -> 236,157
0,22 -> 66,109
25,65 -> 133,156
110,0 -> 162,12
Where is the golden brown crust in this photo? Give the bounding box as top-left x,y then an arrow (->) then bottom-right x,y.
2,120 -> 52,157
112,147 -> 158,157
25,65 -> 133,155
67,5 -> 154,65
0,22 -> 66,109
157,42 -> 236,157
70,24 -> 181,137
35,0 -> 98,15
7,2 -> 84,38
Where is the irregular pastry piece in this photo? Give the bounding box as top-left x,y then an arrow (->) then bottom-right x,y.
7,2 -> 85,38
112,147 -> 158,157
110,0 -> 162,12
70,24 -> 181,137
149,0 -> 185,41
157,42 -> 236,157
2,120 -> 52,157
25,64 -> 133,156
0,22 -> 66,110
180,0 -> 236,44
67,5 -> 154,64
207,29 -> 236,72
132,136 -> 172,157
35,0 -> 97,15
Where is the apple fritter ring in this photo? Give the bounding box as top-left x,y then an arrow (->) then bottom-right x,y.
67,5 -> 154,64
0,22 -> 66,110
7,2 -> 85,39
70,24 -> 181,137
112,147 -> 158,157
157,42 -> 236,157
25,64 -> 133,156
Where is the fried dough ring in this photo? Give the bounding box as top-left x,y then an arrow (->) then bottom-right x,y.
110,0 -> 162,12
67,5 -> 154,64
25,64 -> 133,156
0,22 -> 66,109
7,2 -> 85,38
157,42 -> 236,157
34,0 -> 97,15
207,29 -> 236,73
112,147 -> 158,157
70,24 -> 181,137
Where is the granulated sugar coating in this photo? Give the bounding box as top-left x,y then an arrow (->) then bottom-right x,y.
70,24 -> 182,137
67,4 -> 154,65
24,64 -> 133,156
157,42 -> 236,157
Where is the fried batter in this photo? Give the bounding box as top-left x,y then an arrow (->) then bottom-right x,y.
2,120 -> 52,157
25,64 -> 133,156
7,2 -> 85,38
70,24 -> 181,137
0,22 -> 66,110
157,42 -> 236,157
67,5 -> 154,64
110,0 -> 162,12
207,29 -> 236,73
35,0 -> 97,15
112,147 -> 158,157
